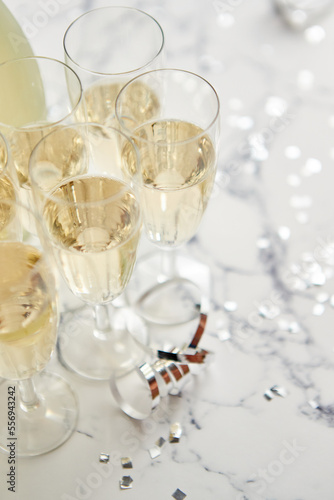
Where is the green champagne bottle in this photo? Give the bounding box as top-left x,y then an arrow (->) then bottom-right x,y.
0,1 -> 46,127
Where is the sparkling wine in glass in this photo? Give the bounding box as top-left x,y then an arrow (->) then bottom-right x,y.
63,6 -> 164,127
30,123 -> 145,381
0,200 -> 78,456
116,69 -> 220,325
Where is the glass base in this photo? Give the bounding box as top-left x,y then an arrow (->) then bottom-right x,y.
0,372 -> 78,457
126,251 -> 211,325
57,305 -> 148,380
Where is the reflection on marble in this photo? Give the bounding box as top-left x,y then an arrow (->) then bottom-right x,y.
1,0 -> 334,499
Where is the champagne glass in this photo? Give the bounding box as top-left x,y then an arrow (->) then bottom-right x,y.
116,69 -> 220,325
29,123 -> 144,381
0,56 -> 84,210
0,132 -> 18,240
63,6 -> 164,127
0,199 -> 78,456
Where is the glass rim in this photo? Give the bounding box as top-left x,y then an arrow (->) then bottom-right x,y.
30,123 -> 143,253
29,122 -> 141,204
63,6 -> 165,77
115,68 -> 220,146
0,56 -> 83,132
40,172 -> 142,255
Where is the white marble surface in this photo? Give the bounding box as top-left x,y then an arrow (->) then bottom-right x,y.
2,0 -> 334,499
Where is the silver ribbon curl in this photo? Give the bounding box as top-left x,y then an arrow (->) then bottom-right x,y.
110,295 -> 211,419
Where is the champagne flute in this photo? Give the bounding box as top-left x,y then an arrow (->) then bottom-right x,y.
0,132 -> 17,240
0,199 -> 78,456
0,56 -> 84,210
30,123 -> 144,381
63,6 -> 164,127
116,69 -> 220,325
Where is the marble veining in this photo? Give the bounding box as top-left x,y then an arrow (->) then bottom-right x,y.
2,0 -> 334,499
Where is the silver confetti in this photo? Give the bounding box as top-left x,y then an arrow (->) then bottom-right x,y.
288,321 -> 301,334
99,453 -> 110,463
310,272 -> 326,286
312,303 -> 325,316
277,319 -> 300,333
265,385 -> 288,400
238,116 -> 254,130
316,292 -> 329,303
155,437 -> 166,448
304,25 -> 326,44
149,446 -> 161,459
289,276 -> 307,292
264,390 -> 274,401
271,385 -> 288,398
297,70 -> 314,91
169,422 -> 182,443
301,158 -> 322,176
121,457 -> 133,469
278,226 -> 291,241
172,488 -> 187,500
119,476 -> 133,490
265,96 -> 287,117
289,254 -> 328,288
285,145 -> 301,159
257,237 -> 271,249
330,295 -> 334,308
258,303 -> 280,320
224,301 -> 238,312
308,400 -> 320,409
218,329 -> 231,342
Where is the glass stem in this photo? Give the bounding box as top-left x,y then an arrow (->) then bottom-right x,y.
93,303 -> 113,340
160,249 -> 176,280
18,378 -> 40,412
